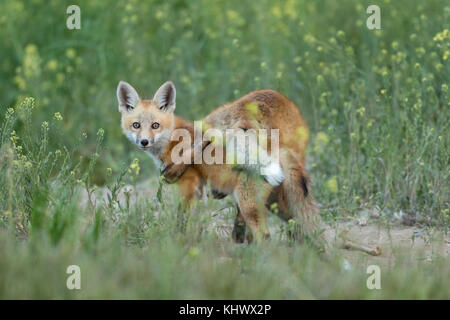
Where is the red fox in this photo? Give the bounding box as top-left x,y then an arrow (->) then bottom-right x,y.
117,81 -> 324,248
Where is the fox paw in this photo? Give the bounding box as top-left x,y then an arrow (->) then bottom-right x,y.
162,162 -> 189,183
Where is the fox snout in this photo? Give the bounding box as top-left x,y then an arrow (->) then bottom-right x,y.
137,137 -> 154,148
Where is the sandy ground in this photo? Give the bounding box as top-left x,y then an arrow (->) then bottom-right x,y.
81,180 -> 449,266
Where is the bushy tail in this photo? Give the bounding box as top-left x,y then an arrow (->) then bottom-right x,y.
280,150 -> 327,252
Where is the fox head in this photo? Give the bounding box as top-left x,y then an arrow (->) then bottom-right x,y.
117,81 -> 176,158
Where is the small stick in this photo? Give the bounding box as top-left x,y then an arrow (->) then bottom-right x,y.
342,239 -> 382,256
338,229 -> 382,256
211,206 -> 233,217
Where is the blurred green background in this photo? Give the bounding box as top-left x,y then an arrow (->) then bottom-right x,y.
0,0 -> 449,300
0,0 -> 448,220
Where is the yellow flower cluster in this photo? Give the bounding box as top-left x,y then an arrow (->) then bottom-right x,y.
54,112 -> 63,121
433,29 -> 449,42
129,158 -> 140,176
314,132 -> 329,152
326,176 -> 338,193
13,44 -> 41,90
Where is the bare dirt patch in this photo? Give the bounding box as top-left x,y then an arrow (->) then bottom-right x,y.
81,180 -> 449,266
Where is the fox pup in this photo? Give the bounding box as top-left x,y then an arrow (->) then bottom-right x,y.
117,81 -> 323,246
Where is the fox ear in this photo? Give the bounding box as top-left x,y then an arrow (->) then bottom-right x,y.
153,81 -> 176,112
117,81 -> 139,112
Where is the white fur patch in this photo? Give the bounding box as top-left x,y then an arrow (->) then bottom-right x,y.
124,131 -> 137,144
154,129 -> 170,145
261,162 -> 285,186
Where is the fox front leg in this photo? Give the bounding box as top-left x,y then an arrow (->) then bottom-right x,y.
162,162 -> 190,183
175,168 -> 202,233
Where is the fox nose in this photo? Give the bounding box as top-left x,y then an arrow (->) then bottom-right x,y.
140,139 -> 149,147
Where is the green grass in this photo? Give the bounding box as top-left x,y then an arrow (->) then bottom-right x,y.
0,0 -> 449,299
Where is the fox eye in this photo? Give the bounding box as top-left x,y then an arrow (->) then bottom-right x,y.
132,122 -> 140,129
151,122 -> 160,129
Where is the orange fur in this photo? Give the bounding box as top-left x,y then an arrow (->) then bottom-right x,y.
118,81 -> 324,248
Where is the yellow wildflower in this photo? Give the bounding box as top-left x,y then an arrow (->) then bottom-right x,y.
326,176 -> 338,193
